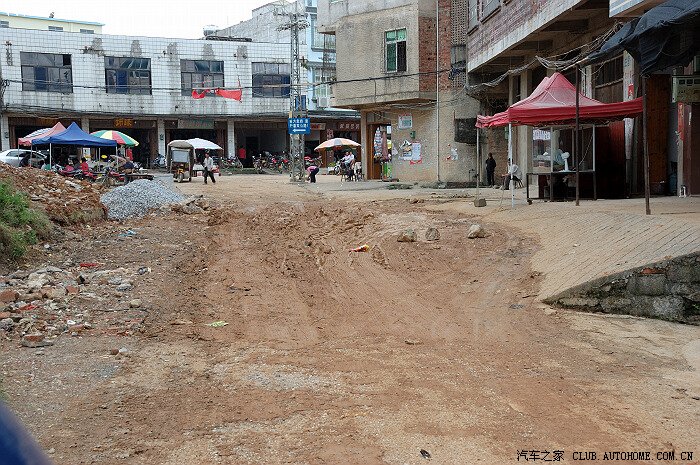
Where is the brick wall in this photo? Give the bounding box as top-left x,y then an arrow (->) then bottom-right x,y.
418,0 -> 451,93
468,0 -> 533,65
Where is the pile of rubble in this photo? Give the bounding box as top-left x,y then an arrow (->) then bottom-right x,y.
101,179 -> 185,220
0,164 -> 106,225
1,263 -> 151,348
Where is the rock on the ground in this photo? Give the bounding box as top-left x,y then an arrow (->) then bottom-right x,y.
129,299 -> 142,308
21,333 -> 54,348
0,318 -> 14,331
0,289 -> 20,303
101,179 -> 185,220
425,227 -> 440,242
467,224 -> 487,239
397,229 -> 417,242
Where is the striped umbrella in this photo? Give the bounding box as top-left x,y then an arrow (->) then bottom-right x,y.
90,130 -> 139,147
314,137 -> 360,151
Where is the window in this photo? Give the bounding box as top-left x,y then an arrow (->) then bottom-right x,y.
385,28 -> 407,73
468,0 -> 479,30
481,0 -> 500,19
252,62 -> 291,98
20,52 -> 73,93
311,67 -> 335,102
105,57 -> 152,95
48,26 -> 63,32
594,56 -> 623,87
0,21 -> 9,28
80,29 -> 94,34
451,44 -> 466,66
180,59 -> 224,96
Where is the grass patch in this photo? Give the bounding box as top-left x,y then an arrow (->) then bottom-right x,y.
0,181 -> 51,259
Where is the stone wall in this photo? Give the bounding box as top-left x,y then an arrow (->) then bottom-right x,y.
548,253 -> 700,323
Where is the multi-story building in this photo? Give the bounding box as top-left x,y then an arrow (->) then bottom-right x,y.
0,11 -> 103,34
462,0 -> 699,199
216,0 -> 359,165
318,0 -> 480,182
0,21 -> 296,166
605,0 -> 699,196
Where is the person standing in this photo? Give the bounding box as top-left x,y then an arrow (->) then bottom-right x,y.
203,152 -> 216,184
485,153 -> 496,186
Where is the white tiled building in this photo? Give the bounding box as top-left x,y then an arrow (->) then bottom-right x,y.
0,26 -> 296,165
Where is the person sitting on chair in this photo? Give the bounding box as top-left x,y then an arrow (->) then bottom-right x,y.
501,161 -> 521,190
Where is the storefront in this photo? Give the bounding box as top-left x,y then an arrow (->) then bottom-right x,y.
315,120 -> 361,168
89,118 -> 158,167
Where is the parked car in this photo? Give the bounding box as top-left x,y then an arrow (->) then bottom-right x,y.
0,149 -> 46,168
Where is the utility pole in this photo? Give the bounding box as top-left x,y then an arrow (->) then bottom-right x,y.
277,1 -> 309,182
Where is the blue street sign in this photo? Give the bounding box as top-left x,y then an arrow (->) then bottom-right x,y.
288,117 -> 311,135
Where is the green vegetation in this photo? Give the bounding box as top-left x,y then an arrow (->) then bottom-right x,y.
0,181 -> 50,259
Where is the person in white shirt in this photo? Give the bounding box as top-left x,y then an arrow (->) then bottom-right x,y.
203,152 -> 216,184
501,162 -> 520,190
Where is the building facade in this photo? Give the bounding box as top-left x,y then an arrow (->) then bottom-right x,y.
0,11 -> 103,34
463,0 -> 698,198
318,0 -> 480,182
216,0 -> 358,167
0,26 -> 298,166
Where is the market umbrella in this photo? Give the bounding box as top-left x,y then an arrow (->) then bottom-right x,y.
90,130 -> 139,147
314,138 -> 360,152
19,123 -> 66,147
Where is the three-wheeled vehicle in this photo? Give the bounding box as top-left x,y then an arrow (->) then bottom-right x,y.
167,138 -> 223,183
167,140 -> 195,183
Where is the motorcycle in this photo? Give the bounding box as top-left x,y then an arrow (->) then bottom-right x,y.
253,156 -> 264,174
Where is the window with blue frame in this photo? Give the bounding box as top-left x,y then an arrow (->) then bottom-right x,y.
20,52 -> 73,93
180,59 -> 224,96
252,62 -> 291,98
105,57 -> 152,95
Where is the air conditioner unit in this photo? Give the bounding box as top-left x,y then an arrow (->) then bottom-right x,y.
317,97 -> 330,108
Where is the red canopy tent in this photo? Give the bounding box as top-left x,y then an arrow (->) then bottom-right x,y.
18,122 -> 67,147
476,72 -> 642,128
474,72 -> 644,208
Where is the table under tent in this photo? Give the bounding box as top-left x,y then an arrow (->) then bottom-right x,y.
31,122 -> 117,167
475,72 -> 643,206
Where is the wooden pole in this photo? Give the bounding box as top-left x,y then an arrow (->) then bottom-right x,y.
642,76 -> 651,215
575,65 -> 581,206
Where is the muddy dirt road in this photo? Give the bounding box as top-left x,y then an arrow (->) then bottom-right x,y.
2,175 -> 699,464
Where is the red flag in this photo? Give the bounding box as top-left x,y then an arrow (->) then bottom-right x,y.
191,89 -> 207,99
215,78 -> 243,101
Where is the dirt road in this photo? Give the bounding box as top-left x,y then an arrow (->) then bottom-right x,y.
2,175 -> 699,464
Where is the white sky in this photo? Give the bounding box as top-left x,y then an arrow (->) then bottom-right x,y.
2,0 -> 275,39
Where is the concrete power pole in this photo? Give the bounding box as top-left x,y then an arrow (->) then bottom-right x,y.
277,1 -> 309,182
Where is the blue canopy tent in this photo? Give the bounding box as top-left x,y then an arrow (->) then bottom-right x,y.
32,122 -> 117,167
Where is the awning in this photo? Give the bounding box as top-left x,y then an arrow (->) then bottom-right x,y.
583,0 -> 700,75
32,122 -> 118,147
168,138 -> 223,150
476,72 -> 643,128
18,123 -> 66,147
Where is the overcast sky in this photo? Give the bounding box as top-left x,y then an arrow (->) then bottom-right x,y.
2,0 -> 274,39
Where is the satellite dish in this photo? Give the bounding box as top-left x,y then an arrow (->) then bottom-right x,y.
561,151 -> 571,172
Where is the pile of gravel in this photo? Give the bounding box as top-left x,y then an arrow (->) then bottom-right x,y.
101,179 -> 185,220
